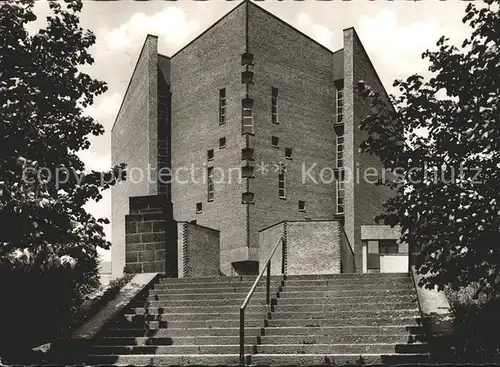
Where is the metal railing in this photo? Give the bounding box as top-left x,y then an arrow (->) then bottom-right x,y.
239,235 -> 285,365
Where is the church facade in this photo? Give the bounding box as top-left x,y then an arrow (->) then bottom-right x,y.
111,1 -> 407,278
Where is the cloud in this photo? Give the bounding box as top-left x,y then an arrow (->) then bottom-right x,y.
94,7 -> 199,58
293,13 -> 336,50
356,8 -> 468,92
85,92 -> 122,130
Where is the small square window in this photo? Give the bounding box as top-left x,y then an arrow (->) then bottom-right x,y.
219,137 -> 226,149
242,192 -> 254,204
242,165 -> 255,178
298,200 -> 306,212
196,202 -> 202,214
271,136 -> 279,148
242,147 -> 254,161
207,149 -> 214,161
285,148 -> 292,159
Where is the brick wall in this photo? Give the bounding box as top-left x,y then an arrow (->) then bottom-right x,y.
247,3 -> 338,259
124,195 -> 176,274
342,28 -> 396,272
170,3 -> 247,276
177,222 -> 220,278
111,35 -> 159,278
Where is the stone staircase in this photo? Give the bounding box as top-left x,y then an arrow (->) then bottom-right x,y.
87,273 -> 430,365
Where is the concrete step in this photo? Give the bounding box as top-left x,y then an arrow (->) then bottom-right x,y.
278,288 -> 413,298
130,298 -> 269,308
101,327 -> 262,338
273,302 -> 417,312
263,325 -> 424,336
149,285 -> 282,294
158,276 -> 283,284
93,334 -> 425,347
281,284 -> 414,291
94,335 -> 258,346
283,273 -> 411,280
284,278 -> 413,287
112,318 -> 265,329
86,354 -> 243,366
276,294 -> 416,304
267,317 -> 421,328
85,352 -> 430,366
155,274 -> 411,285
250,353 -> 431,366
128,304 -> 270,314
259,334 -> 427,345
90,344 -> 251,355
254,343 -> 428,354
122,311 -> 267,322
269,310 -> 420,319
154,280 -> 283,290
147,288 -> 412,300
146,291 -> 274,301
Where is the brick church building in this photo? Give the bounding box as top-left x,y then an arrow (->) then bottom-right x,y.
111,0 -> 407,279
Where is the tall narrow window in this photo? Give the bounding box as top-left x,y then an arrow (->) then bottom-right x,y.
336,180 -> 344,214
278,166 -> 286,199
242,98 -> 254,134
336,135 -> 344,168
336,87 -> 344,123
272,87 -> 278,124
219,88 -> 226,124
207,167 -> 214,202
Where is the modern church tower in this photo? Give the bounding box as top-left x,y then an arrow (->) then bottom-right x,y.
111,1 -> 405,279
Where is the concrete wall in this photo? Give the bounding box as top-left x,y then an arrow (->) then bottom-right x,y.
361,224 -> 402,240
343,28 -> 396,272
177,222 -> 220,277
258,222 -> 285,276
340,226 -> 355,273
111,35 -> 159,278
170,3 -> 247,276
247,2 -> 338,264
286,221 -> 341,275
259,220 -> 342,276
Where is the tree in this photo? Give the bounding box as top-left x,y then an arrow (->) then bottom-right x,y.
0,0 -> 125,355
357,0 -> 500,293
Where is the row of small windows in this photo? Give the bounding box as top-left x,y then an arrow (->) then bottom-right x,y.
336,86 -> 344,123
218,87 -> 280,129
196,199 -> 306,214
335,82 -> 345,215
207,138 -> 227,161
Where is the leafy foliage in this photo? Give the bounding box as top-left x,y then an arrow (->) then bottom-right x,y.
0,0 -> 125,356
357,0 -> 500,293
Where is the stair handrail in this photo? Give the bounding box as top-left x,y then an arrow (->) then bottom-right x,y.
239,235 -> 285,365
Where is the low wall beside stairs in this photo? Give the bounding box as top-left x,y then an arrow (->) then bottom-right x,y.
177,222 -> 220,277
259,220 -> 344,275
124,195 -> 177,275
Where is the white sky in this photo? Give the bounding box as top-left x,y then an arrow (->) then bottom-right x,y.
31,1 -> 471,261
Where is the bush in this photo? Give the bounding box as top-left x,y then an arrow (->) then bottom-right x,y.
0,257 -> 100,361
439,284 -> 500,363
